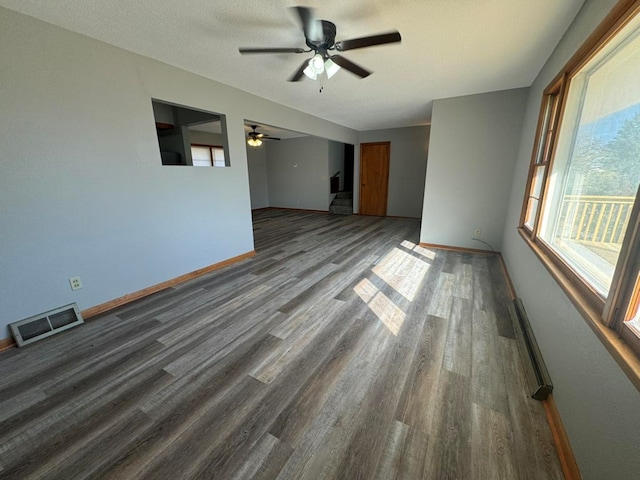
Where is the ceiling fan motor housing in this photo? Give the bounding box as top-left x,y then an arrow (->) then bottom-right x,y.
306,20 -> 336,52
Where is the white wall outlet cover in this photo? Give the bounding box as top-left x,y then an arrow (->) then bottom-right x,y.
69,276 -> 82,290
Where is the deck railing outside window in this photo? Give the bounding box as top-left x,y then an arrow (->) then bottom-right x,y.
558,195 -> 635,247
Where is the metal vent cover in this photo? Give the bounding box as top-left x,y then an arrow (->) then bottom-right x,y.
9,303 -> 84,347
508,298 -> 553,400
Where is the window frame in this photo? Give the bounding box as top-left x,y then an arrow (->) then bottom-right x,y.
518,0 -> 640,390
606,190 -> 640,341
521,79 -> 564,234
191,143 -> 226,167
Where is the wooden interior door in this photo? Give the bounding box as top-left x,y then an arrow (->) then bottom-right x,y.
359,142 -> 390,216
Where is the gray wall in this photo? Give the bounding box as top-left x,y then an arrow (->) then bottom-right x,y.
266,137 -> 330,211
358,126 -> 429,218
501,1 -> 640,478
0,7 -> 358,339
247,145 -> 269,209
420,89 -> 529,250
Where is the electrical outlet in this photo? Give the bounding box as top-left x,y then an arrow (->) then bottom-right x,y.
473,229 -> 481,238
69,276 -> 82,291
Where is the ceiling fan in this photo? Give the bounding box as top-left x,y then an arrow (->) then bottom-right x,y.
239,6 -> 401,81
247,125 -> 280,147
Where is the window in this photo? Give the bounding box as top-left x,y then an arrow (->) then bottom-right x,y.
191,144 -> 226,167
523,84 -> 563,231
520,1 -> 640,372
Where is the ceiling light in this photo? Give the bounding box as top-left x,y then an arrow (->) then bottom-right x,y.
309,53 -> 325,74
304,54 -> 340,81
303,64 -> 318,80
303,53 -> 325,80
247,137 -> 262,147
324,58 -> 341,79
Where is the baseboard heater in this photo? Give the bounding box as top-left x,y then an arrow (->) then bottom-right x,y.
9,303 -> 84,347
508,298 -> 553,400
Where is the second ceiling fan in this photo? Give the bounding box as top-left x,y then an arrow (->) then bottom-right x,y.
247,125 -> 280,147
239,6 -> 401,81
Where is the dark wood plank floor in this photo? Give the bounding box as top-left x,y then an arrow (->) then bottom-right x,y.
0,209 -> 563,479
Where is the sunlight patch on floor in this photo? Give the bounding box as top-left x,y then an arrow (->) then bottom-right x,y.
369,291 -> 405,336
353,242 -> 433,336
401,240 -> 437,260
373,247 -> 430,301
414,245 -> 437,260
354,277 -> 378,303
354,277 -> 405,336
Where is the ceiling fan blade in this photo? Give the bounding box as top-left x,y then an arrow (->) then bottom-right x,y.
264,137 -> 281,141
239,47 -> 305,54
335,31 -> 401,51
329,55 -> 371,78
292,6 -> 323,42
289,59 -> 311,82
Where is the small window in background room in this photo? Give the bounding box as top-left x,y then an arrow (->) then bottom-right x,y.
190,145 -> 226,167
151,100 -> 230,167
520,3 -> 640,359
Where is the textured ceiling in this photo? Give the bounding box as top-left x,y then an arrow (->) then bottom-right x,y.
191,121 -> 305,139
243,122 -> 307,140
0,0 -> 585,131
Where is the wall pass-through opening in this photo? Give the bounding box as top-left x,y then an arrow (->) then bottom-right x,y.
152,100 -> 231,167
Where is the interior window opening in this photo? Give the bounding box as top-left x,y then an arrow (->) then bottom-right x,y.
152,100 -> 230,167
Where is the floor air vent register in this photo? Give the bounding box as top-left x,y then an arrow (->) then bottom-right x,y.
9,303 -> 84,347
508,298 -> 553,400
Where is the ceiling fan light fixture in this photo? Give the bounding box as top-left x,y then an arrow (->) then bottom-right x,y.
303,64 -> 318,80
309,53 -> 325,74
324,58 -> 341,79
247,137 -> 262,147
